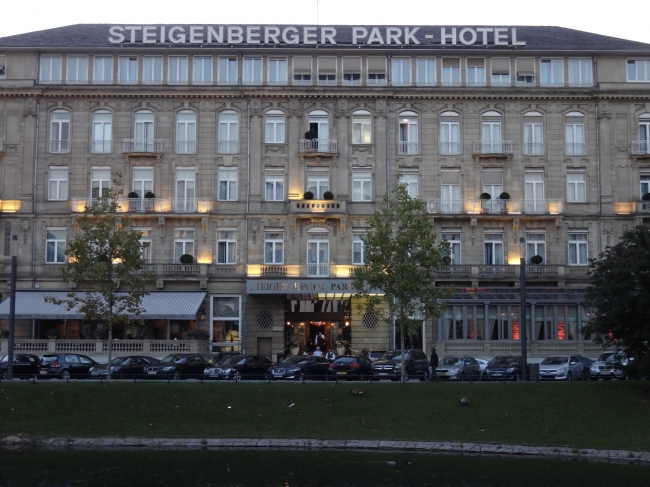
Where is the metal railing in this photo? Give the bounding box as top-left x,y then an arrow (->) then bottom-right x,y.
91,140 -> 112,153
49,139 -> 69,153
123,139 -> 163,153
307,263 -> 329,277
427,198 -> 563,215
163,264 -> 201,275
472,140 -> 513,154
427,199 -> 465,214
440,142 -> 461,155
436,265 -> 472,278
479,265 -> 517,278
218,140 -> 239,154
523,142 -> 544,155
565,143 -> 586,156
299,139 -> 338,153
397,142 -> 419,155
631,141 -> 650,155
176,141 -> 196,153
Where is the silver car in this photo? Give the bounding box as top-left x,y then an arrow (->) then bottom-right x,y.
589,351 -> 633,380
435,356 -> 481,381
539,355 -> 584,381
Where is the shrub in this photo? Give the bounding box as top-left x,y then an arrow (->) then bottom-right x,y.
144,192 -> 155,199
303,191 -> 314,200
479,192 -> 491,200
323,191 -> 334,200
499,192 -> 510,200
127,191 -> 139,199
180,254 -> 194,264
530,255 -> 544,265
304,130 -> 318,140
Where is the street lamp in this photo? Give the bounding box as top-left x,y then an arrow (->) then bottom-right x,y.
519,237 -> 528,381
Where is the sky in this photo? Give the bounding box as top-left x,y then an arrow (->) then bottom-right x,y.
0,0 -> 649,44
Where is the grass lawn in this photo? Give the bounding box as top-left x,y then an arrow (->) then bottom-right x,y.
1,380 -> 649,451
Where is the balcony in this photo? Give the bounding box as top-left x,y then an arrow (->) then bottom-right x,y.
2,339 -> 209,357
123,139 -> 163,153
398,142 -> 419,155
523,143 -> 544,155
472,140 -> 513,155
299,139 -> 338,154
49,139 -> 69,153
436,265 -> 472,279
565,143 -> 586,156
631,141 -> 650,156
71,198 -> 213,214
427,199 -> 563,215
479,265 -> 517,278
307,263 -> 330,277
290,199 -> 346,215
261,265 -> 288,277
218,140 -> 239,154
163,264 -> 200,275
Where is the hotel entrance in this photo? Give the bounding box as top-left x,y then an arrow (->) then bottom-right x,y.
284,298 -> 351,354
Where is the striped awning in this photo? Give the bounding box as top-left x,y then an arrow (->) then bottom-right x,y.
0,291 -> 207,320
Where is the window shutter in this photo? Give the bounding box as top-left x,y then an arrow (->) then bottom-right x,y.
482,169 -> 503,185
467,58 -> 484,67
367,57 -> 386,73
441,170 -> 461,185
293,57 -> 312,74
318,57 -> 336,74
343,57 -> 361,72
442,58 -> 459,67
516,58 -> 535,76
491,58 -> 510,75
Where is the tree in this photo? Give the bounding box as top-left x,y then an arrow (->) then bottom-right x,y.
352,183 -> 453,382
585,225 -> 650,378
45,175 -> 152,379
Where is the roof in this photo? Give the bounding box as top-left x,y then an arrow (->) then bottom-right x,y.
0,24 -> 649,52
0,291 -> 206,320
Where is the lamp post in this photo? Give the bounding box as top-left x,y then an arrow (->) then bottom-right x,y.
7,235 -> 18,380
519,237 -> 528,381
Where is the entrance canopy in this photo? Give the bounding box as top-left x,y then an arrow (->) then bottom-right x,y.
0,291 -> 207,320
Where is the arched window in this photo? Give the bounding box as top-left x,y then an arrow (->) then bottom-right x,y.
351,110 -> 372,144
307,228 -> 329,277
565,111 -> 586,155
636,113 -> 650,155
306,110 -> 331,152
524,111 -> 544,155
133,110 -> 154,152
49,110 -> 70,153
479,111 -> 503,153
398,111 -> 418,155
265,110 -> 285,144
218,110 -> 238,154
440,111 -> 460,155
176,110 -> 197,154
91,110 -> 112,154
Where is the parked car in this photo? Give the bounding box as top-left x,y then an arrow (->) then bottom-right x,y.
144,354 -> 214,380
435,356 -> 481,381
89,355 -> 161,379
328,355 -> 373,381
39,353 -> 100,380
475,358 -> 490,379
589,351 -> 634,380
0,354 -> 41,379
372,350 -> 430,381
203,355 -> 273,380
483,356 -> 525,381
210,351 -> 242,365
266,355 -> 329,380
539,355 -> 584,381
368,350 -> 387,363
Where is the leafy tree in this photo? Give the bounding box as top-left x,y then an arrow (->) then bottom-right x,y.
585,226 -> 650,378
353,183 -> 453,382
45,175 -> 152,379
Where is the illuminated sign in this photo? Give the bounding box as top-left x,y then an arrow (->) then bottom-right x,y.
247,279 -> 357,294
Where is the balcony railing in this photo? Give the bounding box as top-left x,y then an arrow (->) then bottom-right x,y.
71,198 -> 212,214
479,265 -> 517,278
436,265 -> 472,278
523,142 -> 544,155
218,140 -> 239,154
123,139 -> 163,153
631,141 -> 650,155
91,140 -> 112,153
565,143 -> 586,156
261,265 -> 288,277
307,263 -> 330,277
176,141 -> 196,154
526,265 -> 559,277
427,199 -> 563,215
397,142 -> 419,155
472,140 -> 513,154
131,263 -> 157,275
290,200 -> 346,215
440,142 -> 461,155
163,264 -> 200,275
49,139 -> 69,153
3,339 -> 209,356
427,199 -> 464,214
299,139 -> 338,153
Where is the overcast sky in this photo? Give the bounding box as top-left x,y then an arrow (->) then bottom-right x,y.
1,0 -> 648,44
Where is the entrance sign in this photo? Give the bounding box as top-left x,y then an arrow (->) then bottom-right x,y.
247,279 -> 355,294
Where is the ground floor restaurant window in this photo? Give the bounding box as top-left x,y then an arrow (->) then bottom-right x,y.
394,322 -> 424,350
211,295 -> 241,351
284,299 -> 351,354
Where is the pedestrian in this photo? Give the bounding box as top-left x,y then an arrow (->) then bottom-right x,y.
316,331 -> 326,351
325,348 -> 336,362
430,346 -> 441,382
313,346 -> 323,357
303,347 -> 310,356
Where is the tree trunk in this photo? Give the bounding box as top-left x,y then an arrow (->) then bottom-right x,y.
400,319 -> 406,383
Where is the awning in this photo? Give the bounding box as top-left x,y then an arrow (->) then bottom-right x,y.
0,291 -> 207,320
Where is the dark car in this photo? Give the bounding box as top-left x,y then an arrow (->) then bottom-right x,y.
89,355 -> 161,379
328,355 -> 373,381
210,351 -> 242,365
39,353 -> 99,380
144,354 -> 214,380
368,350 -> 387,363
372,350 -> 430,381
266,355 -> 330,380
483,356 -> 525,381
203,354 -> 273,380
0,354 -> 41,379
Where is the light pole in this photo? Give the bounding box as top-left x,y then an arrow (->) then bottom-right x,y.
519,237 -> 528,381
7,235 -> 18,380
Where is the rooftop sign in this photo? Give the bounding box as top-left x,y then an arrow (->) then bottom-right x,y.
108,25 -> 526,46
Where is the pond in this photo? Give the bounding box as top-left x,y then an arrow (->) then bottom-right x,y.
1,449 -> 649,486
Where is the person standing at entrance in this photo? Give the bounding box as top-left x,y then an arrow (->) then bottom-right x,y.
316,332 -> 326,352
325,348 -> 336,362
430,346 -> 441,382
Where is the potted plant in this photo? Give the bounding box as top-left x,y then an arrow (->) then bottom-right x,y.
304,130 -> 318,140
336,340 -> 349,356
442,256 -> 452,266
642,193 -> 650,201
286,339 -> 301,356
303,191 -> 314,200
498,192 -> 510,213
323,191 -> 334,200
479,192 -> 491,200
530,255 -> 544,265
480,192 -> 491,213
144,191 -> 155,199
180,254 -> 194,264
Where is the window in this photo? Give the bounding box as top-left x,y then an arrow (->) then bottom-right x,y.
118,57 -> 138,84
292,56 -> 312,85
93,56 -> 113,84
351,110 -> 372,144
442,233 -> 461,265
526,233 -> 546,265
66,56 -> 88,83
174,229 -> 194,262
91,168 -> 111,199
516,58 -> 535,86
318,57 -> 337,85
637,114 -> 650,154
343,57 -> 361,85
307,229 -> 329,276
568,233 -> 588,265
218,111 -> 238,153
265,170 -> 284,201
466,58 -> 485,86
352,169 -> 372,201
134,110 -> 155,151
352,233 -> 365,265
218,57 -> 237,84
640,174 -> 650,199
268,58 -> 287,84
307,110 -> 330,151
440,111 -> 460,155
541,59 -> 563,87
400,172 -> 419,198
176,111 -> 196,153
46,228 -> 66,264
398,111 -> 418,155
143,56 -> 162,84
40,55 -> 61,83
175,169 -> 196,211
307,168 -> 329,199
627,60 -> 650,82
265,110 -> 285,143
525,172 -> 545,213
484,233 -> 504,265
211,295 -> 241,349
524,112 -> 544,155
193,56 -> 212,84
441,58 -> 460,86
482,169 -> 503,213
50,110 -> 70,153
0,55 -> 5,80
48,167 -> 68,201
416,58 -> 435,86
480,111 -> 503,153
565,112 -> 586,155
131,167 -> 154,211
367,57 -> 386,85
91,110 -> 112,153
441,170 -> 461,213
136,229 -> 152,263
218,168 -> 238,201
168,56 -> 188,84
264,231 -> 284,264
569,59 -> 592,87
567,172 -> 586,203
391,58 -> 411,85
491,58 -> 510,86
217,230 -> 237,264
243,58 -> 262,84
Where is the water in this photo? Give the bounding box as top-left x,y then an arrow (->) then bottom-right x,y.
1,450 -> 649,486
